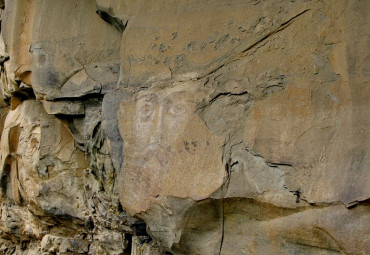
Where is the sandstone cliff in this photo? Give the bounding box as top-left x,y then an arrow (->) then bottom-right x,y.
0,0 -> 369,254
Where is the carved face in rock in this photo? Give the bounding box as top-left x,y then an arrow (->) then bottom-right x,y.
118,83 -> 225,214
133,90 -> 193,166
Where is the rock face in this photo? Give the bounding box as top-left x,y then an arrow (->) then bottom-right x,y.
0,0 -> 369,254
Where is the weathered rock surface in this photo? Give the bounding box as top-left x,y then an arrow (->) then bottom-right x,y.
0,0 -> 369,254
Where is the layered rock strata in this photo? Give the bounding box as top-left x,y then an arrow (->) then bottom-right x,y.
0,0 -> 368,254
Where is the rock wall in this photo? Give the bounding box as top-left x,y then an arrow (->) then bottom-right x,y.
0,0 -> 369,254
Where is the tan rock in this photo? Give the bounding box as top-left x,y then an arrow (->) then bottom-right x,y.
242,0 -> 370,206
221,200 -> 370,255
2,0 -> 121,100
42,100 -> 85,115
118,0 -> 312,87
0,100 -> 87,217
0,0 -> 369,254
118,82 -> 225,214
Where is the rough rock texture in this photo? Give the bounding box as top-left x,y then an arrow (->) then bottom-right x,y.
0,0 -> 369,254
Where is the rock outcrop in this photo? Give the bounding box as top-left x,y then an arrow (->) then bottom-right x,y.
0,0 -> 369,254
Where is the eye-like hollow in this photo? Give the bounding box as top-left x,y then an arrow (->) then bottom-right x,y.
138,104 -> 154,118
169,103 -> 188,115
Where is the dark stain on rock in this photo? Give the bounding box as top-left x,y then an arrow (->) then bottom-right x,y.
200,42 -> 207,51
184,141 -> 190,151
175,54 -> 187,67
187,41 -> 197,52
159,43 -> 166,54
214,34 -> 230,50
164,56 -> 172,66
96,10 -> 126,33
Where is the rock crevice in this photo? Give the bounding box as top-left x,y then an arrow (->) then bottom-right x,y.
0,0 -> 368,254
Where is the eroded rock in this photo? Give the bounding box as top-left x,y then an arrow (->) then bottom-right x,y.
0,0 -> 368,254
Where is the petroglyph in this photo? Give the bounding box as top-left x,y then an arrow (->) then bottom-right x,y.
118,83 -> 225,214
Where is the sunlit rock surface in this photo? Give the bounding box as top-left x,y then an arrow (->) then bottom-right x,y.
0,0 -> 369,254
